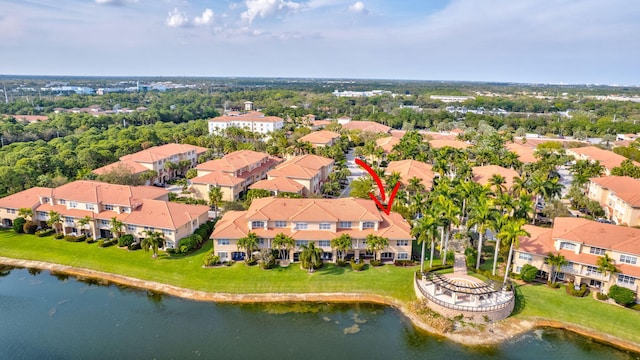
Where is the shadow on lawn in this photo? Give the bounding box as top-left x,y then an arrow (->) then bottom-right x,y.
511,284 -> 527,316
157,242 -> 212,261
316,264 -> 346,275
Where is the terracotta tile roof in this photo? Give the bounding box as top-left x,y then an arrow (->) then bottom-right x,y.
567,146 -> 640,171
211,198 -> 411,240
267,155 -> 333,180
197,150 -> 280,173
472,165 -> 520,189
123,200 -> 209,230
376,136 -> 400,153
590,176 -> 640,207
342,121 -> 391,134
298,130 -> 340,146
385,160 -> 435,190
36,203 -> 98,219
310,120 -> 332,127
2,114 -> 49,123
209,112 -> 284,124
390,130 -> 406,138
190,171 -> 245,187
92,159 -> 150,175
249,177 -> 305,193
0,187 -> 52,209
428,139 -> 470,150
505,142 -> 537,163
52,180 -> 167,207
518,225 -> 555,254
552,217 -> 640,255
120,143 -> 207,164
422,131 -> 458,141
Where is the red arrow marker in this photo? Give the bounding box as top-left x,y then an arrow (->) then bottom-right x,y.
355,158 -> 401,215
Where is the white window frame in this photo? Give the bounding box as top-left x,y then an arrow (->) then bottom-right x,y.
217,239 -> 230,245
589,247 -> 606,255
620,254 -> 638,265
251,221 -> 265,228
362,221 -> 375,229
397,252 -> 409,260
519,253 -> 533,261
275,221 -> 287,228
397,240 -> 409,246
318,240 -> 330,247
319,223 -> 331,230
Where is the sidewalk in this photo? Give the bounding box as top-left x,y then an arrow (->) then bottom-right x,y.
453,254 -> 467,274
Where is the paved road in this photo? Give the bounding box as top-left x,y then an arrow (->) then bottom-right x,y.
339,148 -> 365,198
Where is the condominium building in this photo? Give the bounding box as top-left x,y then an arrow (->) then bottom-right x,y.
567,146 -> 640,175
210,197 -> 413,262
341,120 -> 391,134
385,160 -> 436,191
0,180 -> 209,248
297,130 -> 341,148
588,176 -> 640,226
93,143 -> 208,185
191,150 -> 282,202
251,154 -> 334,196
513,217 -> 640,301
208,111 -> 284,135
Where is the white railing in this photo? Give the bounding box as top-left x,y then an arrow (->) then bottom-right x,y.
616,281 -> 637,292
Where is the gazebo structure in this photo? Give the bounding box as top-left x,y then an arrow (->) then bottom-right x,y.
414,256 -> 515,322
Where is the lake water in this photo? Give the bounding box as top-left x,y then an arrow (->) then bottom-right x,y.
0,267 -> 638,360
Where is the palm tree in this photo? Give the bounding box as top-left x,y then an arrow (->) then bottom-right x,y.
385,171 -> 402,194
208,186 -> 223,213
237,232 -> 260,262
18,208 -> 33,221
596,253 -> 618,278
467,198 -> 500,269
299,242 -> 323,273
141,230 -> 165,259
47,210 -> 63,234
109,217 -> 125,239
498,218 -> 530,284
488,174 -> 507,195
411,210 -> 440,271
546,252 -> 569,284
433,195 -> 460,265
272,233 -> 295,261
365,234 -> 389,262
77,215 -> 93,237
407,177 -> 425,197
510,175 -> 529,197
330,234 -> 353,262
491,214 -> 508,276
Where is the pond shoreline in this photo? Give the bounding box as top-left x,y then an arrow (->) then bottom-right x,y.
2,256 -> 639,353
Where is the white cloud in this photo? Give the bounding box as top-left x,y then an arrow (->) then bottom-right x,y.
348,1 -> 367,14
95,0 -> 138,6
241,0 -> 303,23
194,9 -> 214,26
166,8 -> 190,28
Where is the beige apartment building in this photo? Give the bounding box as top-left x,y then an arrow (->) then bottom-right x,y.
513,217 -> 640,301
297,130 -> 341,148
567,146 -> 640,175
0,180 -> 209,249
251,154 -> 334,196
190,150 -> 282,202
588,176 -> 640,226
210,197 -> 413,263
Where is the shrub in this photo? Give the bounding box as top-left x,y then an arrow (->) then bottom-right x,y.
118,234 -> 135,247
203,253 -> 221,267
336,260 -> 348,267
464,247 -> 477,269
520,264 -> 538,283
97,240 -> 104,247
547,281 -> 561,289
86,237 -> 96,244
394,260 -> 416,267
370,259 -> 383,267
53,233 -> 65,240
13,217 -> 26,233
64,235 -> 85,242
35,229 -> 56,237
128,242 -> 141,251
224,260 -> 235,267
608,285 -> 637,306
76,235 -> 87,242
630,303 -> 640,311
99,239 -> 117,248
596,292 -> 609,301
565,282 -> 589,297
245,258 -> 258,266
166,248 -> 177,255
23,221 -> 38,234
350,260 -> 366,271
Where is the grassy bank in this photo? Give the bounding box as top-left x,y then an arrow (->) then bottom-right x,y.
0,230 -> 417,302
2,229 -> 640,346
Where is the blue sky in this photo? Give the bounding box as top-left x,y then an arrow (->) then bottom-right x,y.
1,0 -> 639,84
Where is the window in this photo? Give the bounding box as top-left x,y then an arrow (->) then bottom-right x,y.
556,272 -> 565,281
100,220 -> 109,226
218,251 -> 229,260
397,240 -> 409,246
59,199 -> 66,205
516,266 -> 522,273
69,202 -> 77,208
42,197 -> 50,203
85,204 -> 94,210
218,239 -> 230,245
319,240 -> 330,247
589,247 -> 606,255
338,221 -> 352,228
7,209 -> 16,214
36,211 -> 46,218
251,221 -> 265,228
397,252 -> 409,260
104,204 -> 114,211
165,241 -> 175,249
618,275 -> 636,286
362,222 -> 375,229
319,223 -> 331,230
275,221 -> 287,228
585,265 -> 601,274
381,252 -> 394,259
121,207 -> 129,213
163,229 -> 172,236
559,242 -> 576,251
144,226 -> 155,232
127,225 -> 136,231
65,217 -> 73,223
519,253 -> 533,261
620,255 -> 638,265
294,223 -> 308,230
295,240 -> 308,248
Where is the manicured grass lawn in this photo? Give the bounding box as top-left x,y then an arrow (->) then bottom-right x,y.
0,230 -> 417,302
514,283 -> 640,344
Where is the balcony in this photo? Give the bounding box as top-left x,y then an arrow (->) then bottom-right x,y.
616,281 -> 637,292
560,266 -> 609,280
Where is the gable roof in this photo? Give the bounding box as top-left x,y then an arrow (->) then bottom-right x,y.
196,150 -> 277,173
505,142 -> 537,163
376,136 -> 401,153
298,130 -> 340,145
568,146 -> 640,171
120,143 -> 207,164
52,180 -> 167,207
552,217 -> 640,255
267,155 -> 333,180
190,171 -> 245,187
590,176 -> 640,207
385,160 -> 435,190
342,121 -> 391,134
124,200 -> 209,229
0,187 -> 52,209
249,177 -> 305,193
245,197 -> 382,223
92,159 -> 150,176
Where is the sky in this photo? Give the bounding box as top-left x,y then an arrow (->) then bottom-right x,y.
1,0 -> 639,85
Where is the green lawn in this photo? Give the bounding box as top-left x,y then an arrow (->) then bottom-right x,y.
0,230 -> 417,302
514,283 -> 640,344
